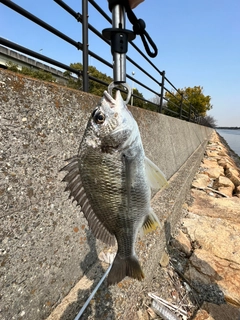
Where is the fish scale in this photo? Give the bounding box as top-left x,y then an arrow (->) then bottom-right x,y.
61,89 -> 168,285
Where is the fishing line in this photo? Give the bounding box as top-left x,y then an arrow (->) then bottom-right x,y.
74,264 -> 113,320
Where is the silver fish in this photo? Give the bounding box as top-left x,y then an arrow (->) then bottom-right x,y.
61,90 -> 168,285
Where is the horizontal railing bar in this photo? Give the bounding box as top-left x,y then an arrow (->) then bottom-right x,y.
88,50 -> 113,69
128,41 -> 163,76
88,0 -> 112,24
127,74 -> 160,97
127,56 -> 162,87
1,0 -> 82,50
54,0 -> 82,22
0,38 -> 82,76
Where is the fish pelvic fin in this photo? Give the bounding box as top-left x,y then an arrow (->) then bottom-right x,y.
142,208 -> 162,235
107,254 -> 144,286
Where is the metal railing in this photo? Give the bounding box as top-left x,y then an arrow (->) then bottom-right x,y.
0,0 -> 208,125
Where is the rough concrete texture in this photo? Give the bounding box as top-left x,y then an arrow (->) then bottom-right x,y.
0,69 -> 212,319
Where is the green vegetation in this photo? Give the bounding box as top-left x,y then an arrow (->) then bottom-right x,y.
6,61 -> 56,82
6,61 -> 19,72
165,86 -> 212,117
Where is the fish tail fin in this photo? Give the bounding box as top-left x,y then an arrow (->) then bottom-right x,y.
107,254 -> 144,286
142,208 -> 162,235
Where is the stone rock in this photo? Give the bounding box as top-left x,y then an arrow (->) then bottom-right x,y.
218,156 -> 237,169
183,214 -> 240,265
185,249 -> 240,307
172,229 -> 192,256
225,168 -> 240,187
218,150 -> 227,156
204,166 -> 224,179
213,176 -> 235,190
218,159 -> 229,168
226,167 -> 240,177
235,186 -> 240,197
136,309 -> 149,320
213,175 -> 235,197
193,308 -> 214,320
192,174 -> 211,189
159,251 -> 170,267
189,189 -> 240,223
217,186 -> 233,197
205,150 -> 219,158
201,158 -> 218,168
200,302 -> 240,320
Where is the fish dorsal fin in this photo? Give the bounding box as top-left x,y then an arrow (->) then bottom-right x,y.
144,156 -> 168,190
61,157 -> 115,246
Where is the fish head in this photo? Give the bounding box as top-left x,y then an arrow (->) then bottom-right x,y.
86,90 -> 139,151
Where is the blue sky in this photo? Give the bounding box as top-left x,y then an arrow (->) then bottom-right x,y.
1,0 -> 240,127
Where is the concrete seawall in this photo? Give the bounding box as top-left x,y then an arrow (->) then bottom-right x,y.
0,70 -> 213,319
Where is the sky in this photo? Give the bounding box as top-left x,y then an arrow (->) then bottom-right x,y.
1,0 -> 240,127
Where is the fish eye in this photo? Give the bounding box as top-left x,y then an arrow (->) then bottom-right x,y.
94,111 -> 105,124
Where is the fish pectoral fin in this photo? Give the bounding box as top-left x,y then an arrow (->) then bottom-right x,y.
61,156 -> 115,246
144,156 -> 168,190
142,208 -> 162,235
107,254 -> 144,286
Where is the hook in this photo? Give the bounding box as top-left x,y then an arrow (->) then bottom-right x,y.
108,81 -> 132,105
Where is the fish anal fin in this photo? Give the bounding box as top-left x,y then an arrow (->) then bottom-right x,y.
142,209 -> 162,235
107,254 -> 144,286
145,156 -> 168,190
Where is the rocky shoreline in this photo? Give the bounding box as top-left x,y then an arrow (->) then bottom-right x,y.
165,131 -> 240,320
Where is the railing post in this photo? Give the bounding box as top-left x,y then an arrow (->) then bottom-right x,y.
159,70 -> 165,113
82,0 -> 89,92
188,104 -> 192,121
179,94 -> 183,119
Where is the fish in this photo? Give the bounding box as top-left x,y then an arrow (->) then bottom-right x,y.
61,89 -> 168,285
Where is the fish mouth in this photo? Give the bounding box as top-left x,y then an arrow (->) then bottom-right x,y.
103,90 -> 116,108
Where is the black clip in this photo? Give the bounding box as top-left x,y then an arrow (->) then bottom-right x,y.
102,28 -> 135,55
105,0 -> 158,58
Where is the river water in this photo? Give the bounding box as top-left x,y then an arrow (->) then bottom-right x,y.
217,129 -> 240,157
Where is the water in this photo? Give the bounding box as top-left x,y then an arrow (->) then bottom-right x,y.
217,129 -> 240,156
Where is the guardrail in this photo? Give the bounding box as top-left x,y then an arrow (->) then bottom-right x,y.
0,0 -> 208,125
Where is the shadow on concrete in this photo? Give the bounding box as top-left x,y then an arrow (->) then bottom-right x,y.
164,221 -> 240,320
60,229 -> 115,320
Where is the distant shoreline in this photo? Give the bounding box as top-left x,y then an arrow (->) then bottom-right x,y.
216,131 -> 240,167
217,127 -> 240,130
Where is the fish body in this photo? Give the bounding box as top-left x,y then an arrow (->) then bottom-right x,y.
61,90 -> 167,285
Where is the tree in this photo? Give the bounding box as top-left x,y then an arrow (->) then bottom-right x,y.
165,86 -> 212,118
201,115 -> 217,128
